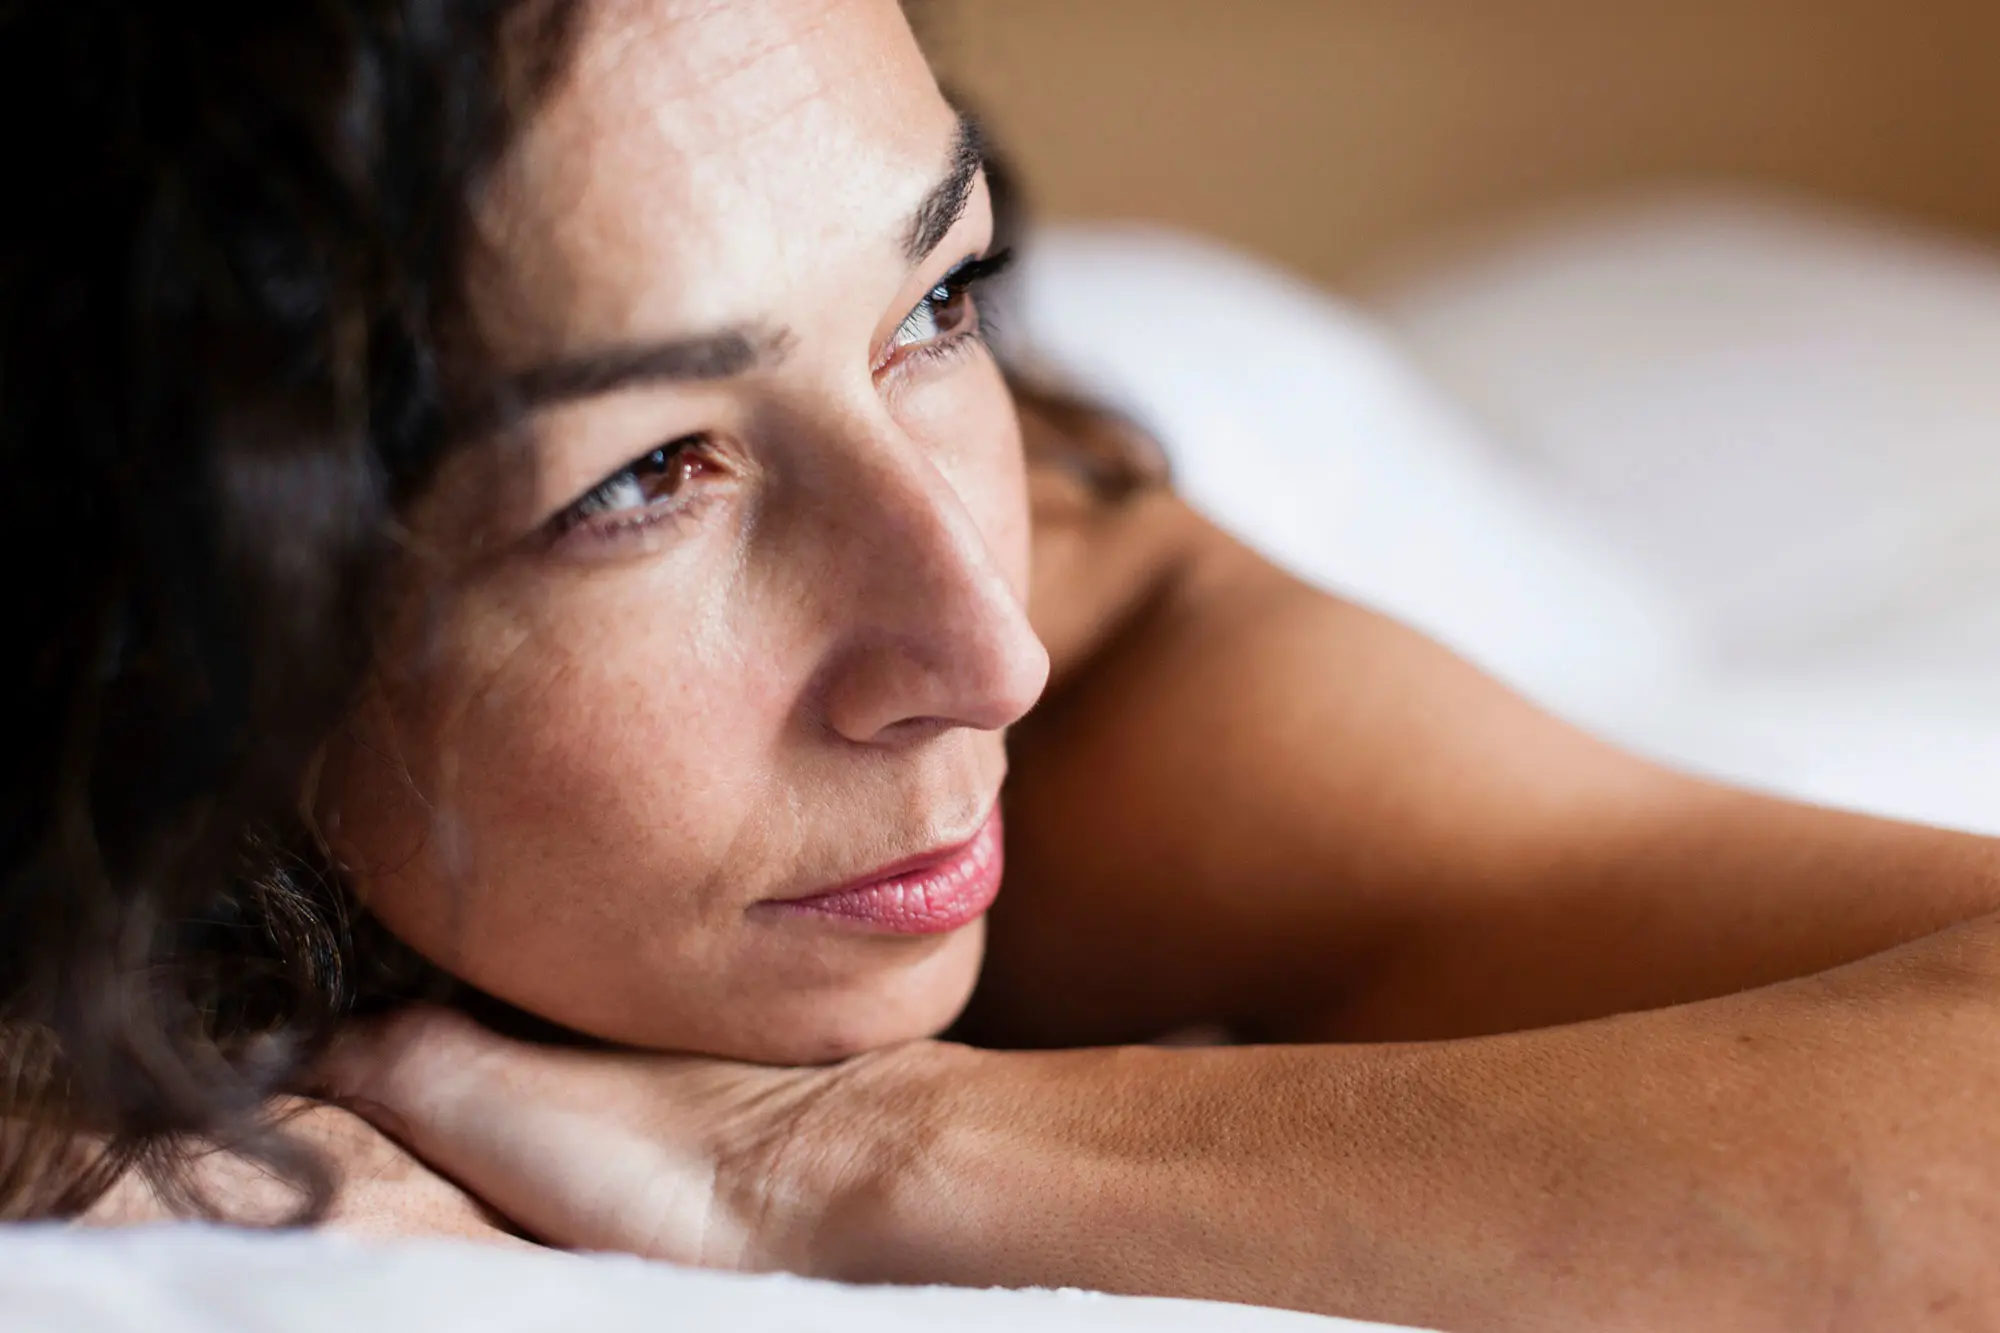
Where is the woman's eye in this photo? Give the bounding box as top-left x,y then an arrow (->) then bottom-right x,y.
885,249 -> 1014,362
555,435 -> 713,537
891,278 -> 973,352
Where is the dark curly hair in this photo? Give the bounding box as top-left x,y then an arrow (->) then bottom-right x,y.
0,0 -> 578,1220
0,0 -> 1159,1228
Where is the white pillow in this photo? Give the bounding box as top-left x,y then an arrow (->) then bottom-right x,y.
1376,193 -> 2000,667
0,1225 -> 1411,1333
1010,224 -> 1693,740
1368,193 -> 2000,830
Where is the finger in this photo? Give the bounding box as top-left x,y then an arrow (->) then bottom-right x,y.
319,1006 -> 522,1151
317,1008 -> 692,1256
318,1010 -> 546,1199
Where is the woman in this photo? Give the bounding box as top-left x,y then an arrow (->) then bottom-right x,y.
9,0 -> 2000,1326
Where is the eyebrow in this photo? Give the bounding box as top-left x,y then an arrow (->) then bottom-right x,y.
497,112 -> 986,417
905,110 -> 986,264
500,328 -> 783,415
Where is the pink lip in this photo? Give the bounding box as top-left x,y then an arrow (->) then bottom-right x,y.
762,808 -> 1004,935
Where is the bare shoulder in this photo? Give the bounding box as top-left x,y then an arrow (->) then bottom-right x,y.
1001,463 -> 1559,1045
990,395 -> 1685,1049
991,425 -> 2000,1055
1005,405 -> 1543,1045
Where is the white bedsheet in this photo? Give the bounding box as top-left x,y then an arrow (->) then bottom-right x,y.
0,1225 -> 1405,1332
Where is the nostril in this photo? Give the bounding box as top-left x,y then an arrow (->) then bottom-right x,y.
815,602 -> 1048,746
871,715 -> 957,747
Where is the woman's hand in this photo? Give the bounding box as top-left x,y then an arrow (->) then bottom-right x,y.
321,1007 -> 931,1273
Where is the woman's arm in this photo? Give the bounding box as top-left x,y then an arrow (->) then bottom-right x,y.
329,921 -> 2000,1329
999,468 -> 2000,1047
861,926 -> 2000,1328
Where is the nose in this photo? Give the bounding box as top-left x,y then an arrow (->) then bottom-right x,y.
809,425 -> 1050,747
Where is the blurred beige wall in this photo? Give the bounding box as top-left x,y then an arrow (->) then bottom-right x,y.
921,0 -> 2000,288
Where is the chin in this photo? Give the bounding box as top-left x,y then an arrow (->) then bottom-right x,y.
743,918 -> 989,1066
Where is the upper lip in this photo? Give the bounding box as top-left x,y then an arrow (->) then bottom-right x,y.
770,808 -> 995,904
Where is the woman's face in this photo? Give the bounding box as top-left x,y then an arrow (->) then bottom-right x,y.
321,0 -> 1048,1063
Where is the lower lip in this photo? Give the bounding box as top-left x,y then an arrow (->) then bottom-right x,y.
764,810 -> 1004,935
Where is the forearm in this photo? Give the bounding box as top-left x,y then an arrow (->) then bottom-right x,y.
836,918 -> 2000,1329
1321,781 -> 2000,1043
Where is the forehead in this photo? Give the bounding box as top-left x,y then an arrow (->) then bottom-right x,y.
472,0 -> 952,363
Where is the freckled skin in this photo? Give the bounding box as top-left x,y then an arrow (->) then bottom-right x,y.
174,2 -> 2000,1321
323,0 -> 1043,1064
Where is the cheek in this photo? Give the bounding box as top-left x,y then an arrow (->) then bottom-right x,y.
323,565 -> 992,1059
472,620 -> 777,863
328,567 -> 800,975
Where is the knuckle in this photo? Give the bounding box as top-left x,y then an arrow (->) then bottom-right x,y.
359,1007 -> 496,1114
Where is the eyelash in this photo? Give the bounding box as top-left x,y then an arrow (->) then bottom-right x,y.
550,435 -> 719,546
550,248 -> 1014,548
883,247 -> 1015,373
